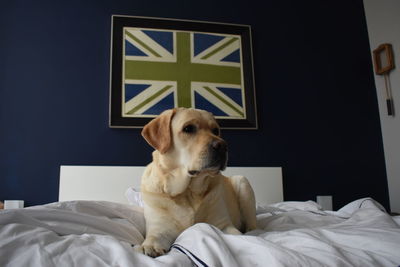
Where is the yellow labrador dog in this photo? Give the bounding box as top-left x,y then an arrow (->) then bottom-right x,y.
136,108 -> 257,257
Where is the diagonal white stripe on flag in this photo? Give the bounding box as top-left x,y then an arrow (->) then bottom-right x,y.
192,83 -> 244,118
126,29 -> 175,59
124,80 -> 176,115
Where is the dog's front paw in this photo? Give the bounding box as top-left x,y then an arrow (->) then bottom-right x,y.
134,239 -> 169,257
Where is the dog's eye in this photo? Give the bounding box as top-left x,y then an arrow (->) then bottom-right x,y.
183,125 -> 196,134
212,128 -> 220,136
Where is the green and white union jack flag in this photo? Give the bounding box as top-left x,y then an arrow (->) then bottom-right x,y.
123,27 -> 246,119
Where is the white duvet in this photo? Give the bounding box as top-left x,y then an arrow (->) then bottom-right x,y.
1,198 -> 399,267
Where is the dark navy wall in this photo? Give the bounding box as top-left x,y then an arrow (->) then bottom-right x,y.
0,0 -> 390,210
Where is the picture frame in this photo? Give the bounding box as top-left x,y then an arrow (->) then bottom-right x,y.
373,43 -> 395,75
109,15 -> 258,129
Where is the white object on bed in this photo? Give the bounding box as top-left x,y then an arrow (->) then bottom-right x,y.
59,165 -> 283,205
4,200 -> 24,209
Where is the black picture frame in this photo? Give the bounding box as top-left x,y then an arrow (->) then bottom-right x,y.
109,15 -> 258,129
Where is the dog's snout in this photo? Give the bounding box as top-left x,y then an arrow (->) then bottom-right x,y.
212,140 -> 227,153
207,139 -> 228,171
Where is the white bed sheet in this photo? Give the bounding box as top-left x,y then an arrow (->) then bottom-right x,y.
174,198 -> 400,266
0,201 -> 190,267
1,198 -> 399,267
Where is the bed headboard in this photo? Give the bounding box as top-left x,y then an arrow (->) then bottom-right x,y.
59,166 -> 283,205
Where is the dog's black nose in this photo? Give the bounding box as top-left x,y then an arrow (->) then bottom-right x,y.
211,140 -> 227,154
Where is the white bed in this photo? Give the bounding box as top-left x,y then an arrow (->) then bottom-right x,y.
58,165 -> 284,205
1,166 -> 400,267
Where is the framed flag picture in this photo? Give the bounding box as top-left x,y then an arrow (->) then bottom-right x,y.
109,15 -> 258,129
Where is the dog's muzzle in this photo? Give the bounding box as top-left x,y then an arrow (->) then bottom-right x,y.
206,139 -> 228,171
188,139 -> 228,176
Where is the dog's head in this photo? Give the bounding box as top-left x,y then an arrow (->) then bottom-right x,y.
142,108 -> 227,176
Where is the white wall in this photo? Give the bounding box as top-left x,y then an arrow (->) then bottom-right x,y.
363,0 -> 400,212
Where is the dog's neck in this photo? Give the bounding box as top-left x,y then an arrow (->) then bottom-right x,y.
188,173 -> 214,196
151,150 -> 214,197
152,150 -> 180,173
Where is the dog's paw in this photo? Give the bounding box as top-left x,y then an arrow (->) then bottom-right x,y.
222,225 -> 242,235
133,244 -> 145,254
134,241 -> 168,257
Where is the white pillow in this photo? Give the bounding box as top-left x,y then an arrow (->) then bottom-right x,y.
125,187 -> 144,207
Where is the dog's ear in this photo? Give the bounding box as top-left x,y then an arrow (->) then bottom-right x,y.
141,109 -> 176,154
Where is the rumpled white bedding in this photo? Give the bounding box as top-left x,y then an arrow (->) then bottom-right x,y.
1,198 -> 399,267
0,201 -> 190,267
